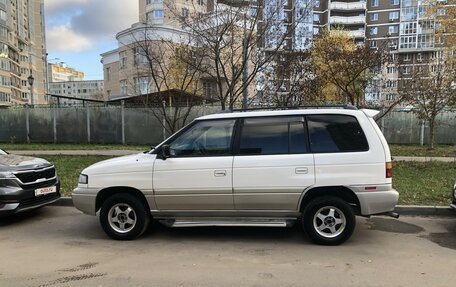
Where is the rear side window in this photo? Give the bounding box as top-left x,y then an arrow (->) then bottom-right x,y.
307,115 -> 369,153
239,117 -> 308,155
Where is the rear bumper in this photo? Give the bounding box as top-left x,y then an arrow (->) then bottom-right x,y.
355,188 -> 399,216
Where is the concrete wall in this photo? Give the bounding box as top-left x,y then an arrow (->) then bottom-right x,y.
0,106 -> 455,145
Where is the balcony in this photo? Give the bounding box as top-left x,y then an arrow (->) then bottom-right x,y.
330,1 -> 366,11
329,16 -> 366,25
347,30 -> 365,38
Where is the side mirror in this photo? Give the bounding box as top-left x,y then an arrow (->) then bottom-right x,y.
161,144 -> 170,160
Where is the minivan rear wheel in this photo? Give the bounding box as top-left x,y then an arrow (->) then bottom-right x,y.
302,196 -> 355,245
99,193 -> 150,240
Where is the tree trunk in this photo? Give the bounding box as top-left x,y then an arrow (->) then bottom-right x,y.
428,118 -> 435,150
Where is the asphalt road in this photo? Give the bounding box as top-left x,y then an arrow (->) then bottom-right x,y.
0,207 -> 455,287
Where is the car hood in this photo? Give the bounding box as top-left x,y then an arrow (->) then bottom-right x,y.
0,154 -> 52,172
82,153 -> 156,175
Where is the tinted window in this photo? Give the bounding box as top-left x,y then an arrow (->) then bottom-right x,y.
307,115 -> 369,153
169,119 -> 235,156
239,117 -> 308,155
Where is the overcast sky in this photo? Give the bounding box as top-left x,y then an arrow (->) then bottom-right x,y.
45,0 -> 139,80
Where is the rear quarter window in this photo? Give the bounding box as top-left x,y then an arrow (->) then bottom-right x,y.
307,114 -> 369,153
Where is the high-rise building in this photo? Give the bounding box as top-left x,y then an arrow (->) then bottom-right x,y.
0,0 -> 47,107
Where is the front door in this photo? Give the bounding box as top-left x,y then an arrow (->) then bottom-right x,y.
153,119 -> 236,210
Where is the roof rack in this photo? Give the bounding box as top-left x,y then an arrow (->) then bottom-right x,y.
229,104 -> 358,112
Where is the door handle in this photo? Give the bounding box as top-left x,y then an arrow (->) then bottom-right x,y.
295,167 -> 308,174
214,170 -> 227,177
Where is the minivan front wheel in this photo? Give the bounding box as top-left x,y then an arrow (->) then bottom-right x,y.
99,193 -> 150,240
302,196 -> 355,245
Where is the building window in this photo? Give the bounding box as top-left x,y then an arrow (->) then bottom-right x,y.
119,51 -> 127,69
181,7 -> 189,17
370,27 -> 378,35
404,54 -> 411,61
315,0 -> 320,7
313,14 -> 320,23
370,13 -> 378,21
386,94 -> 396,101
437,8 -> 446,16
106,67 -> 111,81
388,25 -> 399,34
135,77 -> 151,95
417,53 -> 422,62
389,11 -> 399,20
202,82 -> 212,98
134,47 -> 148,65
390,0 -> 399,5
369,40 -> 377,48
387,66 -> 397,74
120,80 -> 128,95
403,66 -> 411,74
372,0 -> 379,7
154,9 -> 164,18
313,27 -> 319,35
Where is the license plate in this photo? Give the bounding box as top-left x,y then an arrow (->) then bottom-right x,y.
35,186 -> 57,197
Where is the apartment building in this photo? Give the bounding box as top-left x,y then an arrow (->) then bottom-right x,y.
47,62 -> 84,83
0,0 -> 47,107
365,0 -> 453,104
48,80 -> 104,105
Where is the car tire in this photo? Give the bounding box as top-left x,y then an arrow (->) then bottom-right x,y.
302,196 -> 356,245
99,193 -> 150,240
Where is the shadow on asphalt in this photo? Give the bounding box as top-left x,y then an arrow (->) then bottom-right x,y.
366,217 -> 424,234
0,209 -> 43,227
421,221 -> 456,250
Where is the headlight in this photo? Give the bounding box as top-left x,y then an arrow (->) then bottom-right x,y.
0,171 -> 15,179
78,174 -> 88,184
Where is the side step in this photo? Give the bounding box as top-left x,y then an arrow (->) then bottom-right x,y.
160,218 -> 295,228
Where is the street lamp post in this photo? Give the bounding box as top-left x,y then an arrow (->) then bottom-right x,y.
28,74 -> 34,106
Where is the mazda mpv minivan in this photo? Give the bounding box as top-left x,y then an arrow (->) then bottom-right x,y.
73,107 -> 399,245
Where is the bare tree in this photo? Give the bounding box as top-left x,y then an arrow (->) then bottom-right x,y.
121,23 -> 206,135
257,50 -> 325,106
398,50 -> 456,149
170,0 -> 315,110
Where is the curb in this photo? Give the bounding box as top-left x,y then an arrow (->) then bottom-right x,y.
394,205 -> 455,217
51,197 -> 455,217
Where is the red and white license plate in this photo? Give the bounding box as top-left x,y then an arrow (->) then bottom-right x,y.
35,186 -> 57,197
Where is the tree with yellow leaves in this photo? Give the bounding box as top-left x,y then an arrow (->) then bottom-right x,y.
311,29 -> 391,107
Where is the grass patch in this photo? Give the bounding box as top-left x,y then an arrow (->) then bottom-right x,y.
42,155 -> 112,197
1,143 -> 150,151
390,144 -> 456,158
394,161 -> 456,206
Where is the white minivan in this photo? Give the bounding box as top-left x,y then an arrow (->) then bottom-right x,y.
72,107 -> 399,245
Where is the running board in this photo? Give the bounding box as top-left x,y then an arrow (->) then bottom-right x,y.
160,218 -> 294,228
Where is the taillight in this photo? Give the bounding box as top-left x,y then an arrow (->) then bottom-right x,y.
386,162 -> 392,178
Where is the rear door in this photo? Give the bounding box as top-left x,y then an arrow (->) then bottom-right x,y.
232,116 -> 315,210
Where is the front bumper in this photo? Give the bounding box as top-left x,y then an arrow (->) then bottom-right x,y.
72,186 -> 99,215
355,188 -> 399,216
0,178 -> 61,216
